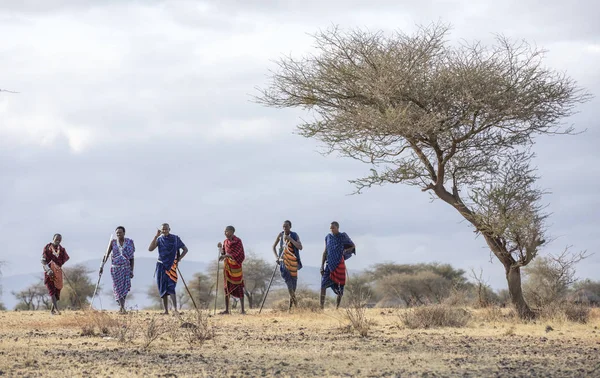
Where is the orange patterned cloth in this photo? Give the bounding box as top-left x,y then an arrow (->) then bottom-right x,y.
223,236 -> 245,298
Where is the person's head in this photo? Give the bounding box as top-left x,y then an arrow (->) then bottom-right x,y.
282,220 -> 292,234
161,223 -> 170,236
330,221 -> 340,235
224,225 -> 235,239
52,233 -> 62,246
115,226 -> 126,239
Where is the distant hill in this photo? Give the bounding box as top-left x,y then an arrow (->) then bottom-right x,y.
1,257 -> 329,310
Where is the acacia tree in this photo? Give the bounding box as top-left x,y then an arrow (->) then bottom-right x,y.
257,23 -> 590,318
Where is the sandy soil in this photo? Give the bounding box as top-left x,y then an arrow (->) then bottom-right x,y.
0,308 -> 599,377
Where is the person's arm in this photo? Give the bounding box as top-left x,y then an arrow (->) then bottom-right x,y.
343,242 -> 355,254
41,248 -> 52,276
63,247 -> 70,263
99,242 -> 112,275
148,229 -> 161,251
129,239 -> 135,278
130,258 -> 135,278
291,234 -> 303,251
320,244 -> 327,275
179,245 -> 189,261
272,233 -> 282,260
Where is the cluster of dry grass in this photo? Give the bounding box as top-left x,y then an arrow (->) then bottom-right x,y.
0,307 -> 598,377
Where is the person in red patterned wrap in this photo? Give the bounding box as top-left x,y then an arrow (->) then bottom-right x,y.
217,225 -> 246,315
41,234 -> 70,315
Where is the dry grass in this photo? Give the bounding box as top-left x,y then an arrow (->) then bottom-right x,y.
0,308 -> 599,377
538,303 -> 591,324
401,305 -> 472,329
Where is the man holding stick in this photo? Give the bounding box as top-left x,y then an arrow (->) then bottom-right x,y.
148,223 -> 188,314
217,225 -> 245,315
272,220 -> 303,310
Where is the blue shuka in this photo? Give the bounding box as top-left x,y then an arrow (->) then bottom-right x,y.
321,232 -> 354,296
155,234 -> 185,298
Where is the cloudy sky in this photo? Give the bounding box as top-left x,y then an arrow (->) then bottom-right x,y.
1,0 -> 598,290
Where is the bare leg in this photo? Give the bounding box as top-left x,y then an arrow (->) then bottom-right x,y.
221,294 -> 230,314
336,294 -> 343,309
162,296 -> 169,314
240,296 -> 246,314
288,289 -> 297,310
52,294 -> 61,315
118,298 -> 126,313
171,294 -> 178,314
320,288 -> 326,309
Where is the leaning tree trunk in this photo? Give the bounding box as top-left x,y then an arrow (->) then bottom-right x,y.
504,264 -> 536,319
484,235 -> 536,319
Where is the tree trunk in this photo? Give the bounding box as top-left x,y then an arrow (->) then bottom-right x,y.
505,264 -> 536,319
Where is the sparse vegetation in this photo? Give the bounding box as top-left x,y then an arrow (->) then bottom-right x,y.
0,308 -> 598,376
401,305 -> 472,329
344,287 -> 371,337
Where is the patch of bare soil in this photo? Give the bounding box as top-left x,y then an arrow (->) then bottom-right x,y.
0,309 -> 598,377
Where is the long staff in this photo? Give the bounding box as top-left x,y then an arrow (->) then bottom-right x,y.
259,257 -> 281,314
177,266 -> 199,311
90,234 -> 113,310
213,247 -> 221,315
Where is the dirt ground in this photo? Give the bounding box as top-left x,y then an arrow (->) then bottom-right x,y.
0,307 -> 598,377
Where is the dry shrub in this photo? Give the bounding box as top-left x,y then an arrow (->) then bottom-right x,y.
74,310 -> 119,336
478,306 -> 504,322
142,315 -> 168,349
273,289 -> 323,313
401,305 -> 471,329
344,288 -> 371,337
179,310 -> 214,348
443,288 -> 471,307
111,312 -> 137,343
539,303 -> 591,324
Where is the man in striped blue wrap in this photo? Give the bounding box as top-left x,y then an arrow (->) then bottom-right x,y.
148,223 -> 188,314
272,220 -> 303,310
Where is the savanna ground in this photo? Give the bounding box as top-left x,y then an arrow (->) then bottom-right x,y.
0,306 -> 599,377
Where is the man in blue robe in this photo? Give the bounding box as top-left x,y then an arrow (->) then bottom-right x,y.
148,223 -> 188,314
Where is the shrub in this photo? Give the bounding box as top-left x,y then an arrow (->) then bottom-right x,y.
401,305 -> 471,329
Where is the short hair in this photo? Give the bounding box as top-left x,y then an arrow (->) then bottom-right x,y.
161,223 -> 170,229
330,221 -> 339,228
115,226 -> 126,233
284,220 -> 292,227
226,225 -> 235,233
53,233 -> 62,239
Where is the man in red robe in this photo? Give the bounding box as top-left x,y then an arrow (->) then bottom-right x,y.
41,233 -> 70,315
217,225 -> 245,314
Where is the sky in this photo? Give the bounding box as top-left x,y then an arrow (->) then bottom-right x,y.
0,0 -> 598,291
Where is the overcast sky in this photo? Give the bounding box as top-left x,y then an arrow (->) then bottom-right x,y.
1,0 -> 598,290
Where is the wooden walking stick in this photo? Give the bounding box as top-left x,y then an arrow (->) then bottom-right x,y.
90,234 -> 114,310
259,259 -> 280,314
177,266 -> 199,311
213,247 -> 221,315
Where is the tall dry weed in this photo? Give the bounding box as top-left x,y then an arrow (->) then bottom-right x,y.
344,288 -> 371,337
179,310 -> 214,348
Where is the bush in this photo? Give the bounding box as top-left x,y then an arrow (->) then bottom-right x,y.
344,288 -> 371,337
74,310 -> 119,337
539,303 -> 591,324
179,310 -> 214,348
401,305 -> 471,329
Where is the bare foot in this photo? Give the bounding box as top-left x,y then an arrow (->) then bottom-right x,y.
218,311 -> 230,315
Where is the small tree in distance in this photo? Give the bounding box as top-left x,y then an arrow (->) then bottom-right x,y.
257,22 -> 591,318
